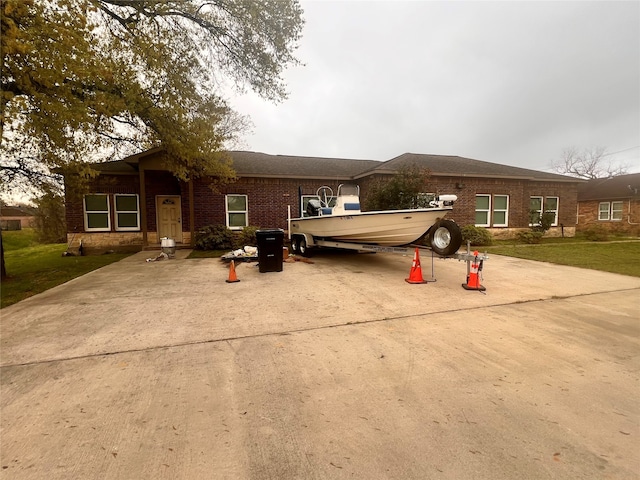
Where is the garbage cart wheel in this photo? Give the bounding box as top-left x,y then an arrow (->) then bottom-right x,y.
429,219 -> 462,256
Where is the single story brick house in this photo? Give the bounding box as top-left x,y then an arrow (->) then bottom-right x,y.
1,206 -> 35,231
63,148 -> 582,252
576,173 -> 640,236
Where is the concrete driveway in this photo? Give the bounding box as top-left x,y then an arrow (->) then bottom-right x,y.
1,249 -> 639,479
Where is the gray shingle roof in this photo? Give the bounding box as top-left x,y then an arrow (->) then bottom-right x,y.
1,206 -> 34,217
92,149 -> 581,183
577,173 -> 640,201
229,151 -> 380,179
366,153 -> 578,181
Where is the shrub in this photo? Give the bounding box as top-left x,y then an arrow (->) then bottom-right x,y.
194,224 -> 235,250
582,225 -> 609,242
516,230 -> 544,244
235,226 -> 259,248
461,225 -> 493,246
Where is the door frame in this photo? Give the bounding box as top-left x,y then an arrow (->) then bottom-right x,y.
155,195 -> 183,243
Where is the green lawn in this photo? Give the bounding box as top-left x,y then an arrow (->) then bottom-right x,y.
1,229 -> 133,309
483,240 -> 640,278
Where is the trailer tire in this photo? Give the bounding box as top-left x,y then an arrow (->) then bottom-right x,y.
429,219 -> 463,256
298,236 -> 312,257
290,236 -> 300,254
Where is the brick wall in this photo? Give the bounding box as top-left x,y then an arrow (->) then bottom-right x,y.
66,170 -> 582,250
577,199 -> 640,236
65,174 -> 141,233
359,174 -> 578,235
193,177 -> 345,230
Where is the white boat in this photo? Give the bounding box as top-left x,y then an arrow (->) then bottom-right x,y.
288,184 -> 463,256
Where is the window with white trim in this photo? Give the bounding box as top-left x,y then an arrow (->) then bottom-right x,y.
530,196 -> 559,227
114,194 -> 140,231
598,202 -> 610,220
612,201 -> 623,220
599,201 -> 624,221
226,194 -> 248,229
529,196 -> 543,226
475,194 -> 509,227
544,197 -> 559,226
84,194 -> 111,231
492,195 -> 509,227
475,195 -> 490,227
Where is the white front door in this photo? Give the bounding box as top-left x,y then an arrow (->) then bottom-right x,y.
157,196 -> 183,243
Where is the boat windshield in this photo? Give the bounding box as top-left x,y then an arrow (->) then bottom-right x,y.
338,184 -> 359,196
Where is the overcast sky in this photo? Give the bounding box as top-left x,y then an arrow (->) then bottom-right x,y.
230,0 -> 640,173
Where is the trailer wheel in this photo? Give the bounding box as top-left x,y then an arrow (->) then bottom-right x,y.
429,219 -> 463,256
290,236 -> 299,254
298,236 -> 312,257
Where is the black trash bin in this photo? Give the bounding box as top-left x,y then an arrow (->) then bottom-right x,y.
256,229 -> 284,273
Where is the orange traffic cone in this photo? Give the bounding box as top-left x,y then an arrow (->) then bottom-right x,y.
462,251 -> 485,291
405,248 -> 428,284
226,260 -> 240,283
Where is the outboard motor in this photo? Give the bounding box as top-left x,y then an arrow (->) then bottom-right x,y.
306,198 -> 322,217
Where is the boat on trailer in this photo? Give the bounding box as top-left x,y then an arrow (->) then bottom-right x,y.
288,184 -> 463,256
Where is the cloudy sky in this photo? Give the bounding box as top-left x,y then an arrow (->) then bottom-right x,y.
230,0 -> 640,173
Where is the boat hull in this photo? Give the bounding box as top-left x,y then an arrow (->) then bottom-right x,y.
289,208 -> 451,247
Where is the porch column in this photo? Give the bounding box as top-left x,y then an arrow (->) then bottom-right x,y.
189,178 -> 195,247
140,167 -> 148,246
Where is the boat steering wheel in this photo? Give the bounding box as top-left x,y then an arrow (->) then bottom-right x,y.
316,186 -> 334,207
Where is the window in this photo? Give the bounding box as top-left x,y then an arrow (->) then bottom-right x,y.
475,195 -> 490,227
476,194 -> 509,227
114,194 -> 140,231
492,195 -> 509,227
226,195 -> 248,229
84,194 -> 110,231
545,197 -> 559,226
530,196 -> 559,227
599,201 -> 624,221
612,201 -> 623,221
529,196 -> 543,225
598,202 -> 610,221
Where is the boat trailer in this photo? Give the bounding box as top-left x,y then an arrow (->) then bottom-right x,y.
289,234 -> 488,290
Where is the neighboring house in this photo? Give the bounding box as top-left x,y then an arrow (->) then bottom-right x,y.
63,148 -> 582,252
1,206 -> 35,231
576,173 -> 640,236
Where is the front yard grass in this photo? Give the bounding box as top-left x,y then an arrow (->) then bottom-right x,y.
482,240 -> 640,277
1,229 -> 133,309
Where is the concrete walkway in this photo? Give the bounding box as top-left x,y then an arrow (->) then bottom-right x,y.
1,250 -> 639,479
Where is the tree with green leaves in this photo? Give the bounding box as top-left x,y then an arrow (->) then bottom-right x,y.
363,164 -> 432,211
0,0 -> 304,279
